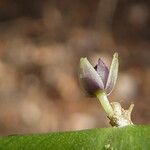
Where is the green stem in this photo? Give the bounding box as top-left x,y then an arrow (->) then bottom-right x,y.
95,91 -> 113,117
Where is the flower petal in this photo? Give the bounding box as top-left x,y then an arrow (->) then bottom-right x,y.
95,58 -> 109,87
79,57 -> 104,95
105,53 -> 119,95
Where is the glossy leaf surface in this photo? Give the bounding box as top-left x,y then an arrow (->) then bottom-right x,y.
0,125 -> 149,150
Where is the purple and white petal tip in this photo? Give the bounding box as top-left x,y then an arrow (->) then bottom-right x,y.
96,58 -> 109,87
105,52 -> 119,95
79,57 -> 104,95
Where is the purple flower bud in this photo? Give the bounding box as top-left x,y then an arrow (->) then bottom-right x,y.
79,53 -> 119,96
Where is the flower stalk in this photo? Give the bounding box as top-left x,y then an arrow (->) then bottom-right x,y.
95,91 -> 113,117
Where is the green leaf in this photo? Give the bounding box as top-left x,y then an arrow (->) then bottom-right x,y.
0,125 -> 149,150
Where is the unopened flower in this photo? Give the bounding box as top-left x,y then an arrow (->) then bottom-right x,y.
79,53 -> 134,127
79,53 -> 119,96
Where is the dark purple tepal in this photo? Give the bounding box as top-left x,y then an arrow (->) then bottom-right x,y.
79,53 -> 119,96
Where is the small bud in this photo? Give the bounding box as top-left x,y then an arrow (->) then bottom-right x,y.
79,53 -> 119,96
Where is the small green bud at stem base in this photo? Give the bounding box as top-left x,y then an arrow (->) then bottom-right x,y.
95,91 -> 113,117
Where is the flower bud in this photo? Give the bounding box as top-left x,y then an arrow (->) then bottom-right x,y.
79,53 -> 119,96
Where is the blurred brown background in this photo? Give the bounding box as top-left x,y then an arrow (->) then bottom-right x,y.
0,0 -> 149,136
